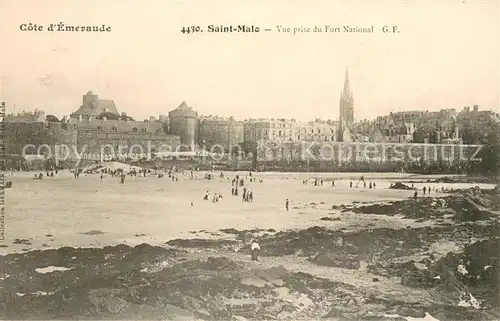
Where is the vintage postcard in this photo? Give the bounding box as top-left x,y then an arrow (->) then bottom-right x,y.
0,0 -> 499,320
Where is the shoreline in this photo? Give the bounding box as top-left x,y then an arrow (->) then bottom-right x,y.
1,172 -> 498,320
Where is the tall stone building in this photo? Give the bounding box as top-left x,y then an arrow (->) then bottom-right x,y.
199,116 -> 244,153
71,91 -> 119,121
168,101 -> 199,148
66,91 -> 180,156
338,68 -> 354,141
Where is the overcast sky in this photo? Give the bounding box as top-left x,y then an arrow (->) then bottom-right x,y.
0,0 -> 498,121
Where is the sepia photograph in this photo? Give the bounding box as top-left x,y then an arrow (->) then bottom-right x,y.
0,1 -> 499,320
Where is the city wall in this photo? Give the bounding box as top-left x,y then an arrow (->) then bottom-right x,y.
76,129 -> 181,157
6,122 -> 181,166
6,122 -> 78,156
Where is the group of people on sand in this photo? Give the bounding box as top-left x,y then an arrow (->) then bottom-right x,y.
302,176 -> 380,189
303,178 -> 328,186
33,170 -> 59,180
412,185 -> 446,199
241,187 -> 253,202
202,191 -> 223,203
91,165 -> 186,183
228,173 -> 262,185
232,176 -> 245,187
348,180 -> 376,189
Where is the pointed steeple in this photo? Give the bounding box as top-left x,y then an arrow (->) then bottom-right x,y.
338,67 -> 354,138
343,68 -> 351,97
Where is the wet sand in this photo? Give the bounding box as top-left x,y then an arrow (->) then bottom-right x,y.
1,171 -> 498,320
3,171 -> 495,253
4,171 -> 491,254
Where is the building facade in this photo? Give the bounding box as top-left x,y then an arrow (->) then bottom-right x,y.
199,116 -> 244,153
5,92 -> 184,162
4,110 -> 78,169
243,119 -> 338,143
71,91 -> 119,121
168,101 -> 199,148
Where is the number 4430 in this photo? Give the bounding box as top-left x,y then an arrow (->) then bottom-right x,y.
181,26 -> 201,34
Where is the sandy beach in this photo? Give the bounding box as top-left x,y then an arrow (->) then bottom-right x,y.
3,171 -> 488,254
1,170 -> 498,320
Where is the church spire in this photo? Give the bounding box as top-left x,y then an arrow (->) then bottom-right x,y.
343,68 -> 351,97
338,67 -> 354,138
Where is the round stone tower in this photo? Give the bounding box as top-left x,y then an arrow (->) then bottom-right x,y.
168,101 -> 199,149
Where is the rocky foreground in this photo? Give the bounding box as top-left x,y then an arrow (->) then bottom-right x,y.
1,188 -> 499,320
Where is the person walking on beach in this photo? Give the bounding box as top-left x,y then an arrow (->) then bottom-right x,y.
332,180 -> 335,187
350,181 -> 352,188
414,190 -> 418,199
285,198 -> 289,211
251,240 -> 260,261
423,186 -> 427,195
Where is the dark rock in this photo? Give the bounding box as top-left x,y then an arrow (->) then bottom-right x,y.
389,182 -> 413,190
394,305 -> 425,318
13,239 -> 31,245
311,250 -> 360,269
320,217 -> 341,221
